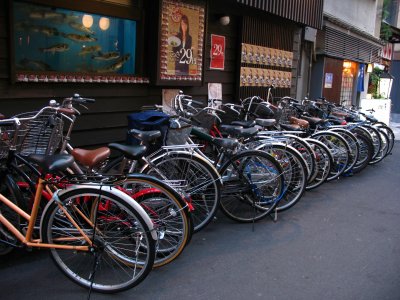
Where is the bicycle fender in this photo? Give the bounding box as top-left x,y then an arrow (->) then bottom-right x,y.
40,185 -> 158,241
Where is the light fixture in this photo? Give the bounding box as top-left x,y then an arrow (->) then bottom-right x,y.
379,72 -> 394,99
366,63 -> 373,73
343,61 -> 352,69
99,17 -> 110,31
219,15 -> 230,26
82,14 -> 93,28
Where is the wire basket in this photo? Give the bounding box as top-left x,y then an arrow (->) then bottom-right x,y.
15,111 -> 64,156
0,122 -> 17,159
165,118 -> 192,146
191,110 -> 218,131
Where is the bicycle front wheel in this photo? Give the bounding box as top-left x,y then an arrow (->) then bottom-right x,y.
142,151 -> 221,232
41,186 -> 156,293
311,131 -> 350,181
219,150 -> 285,222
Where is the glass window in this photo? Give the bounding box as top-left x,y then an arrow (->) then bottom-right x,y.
13,1 -> 137,76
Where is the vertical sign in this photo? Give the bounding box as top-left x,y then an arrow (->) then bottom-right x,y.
210,34 -> 225,70
324,73 -> 333,88
159,0 -> 205,83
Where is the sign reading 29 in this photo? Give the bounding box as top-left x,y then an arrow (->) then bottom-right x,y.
178,48 -> 197,65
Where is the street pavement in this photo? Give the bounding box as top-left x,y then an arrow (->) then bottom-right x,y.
1,144 -> 400,300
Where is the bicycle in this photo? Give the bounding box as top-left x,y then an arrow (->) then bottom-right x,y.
0,114 -> 158,293
6,95 -> 194,268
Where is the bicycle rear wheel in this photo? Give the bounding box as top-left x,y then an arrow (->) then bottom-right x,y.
117,175 -> 193,267
303,138 -> 333,190
375,124 -> 395,156
254,143 -> 308,212
41,186 -> 156,293
219,150 -> 285,222
351,130 -> 374,174
311,131 -> 350,181
142,151 -> 221,232
0,175 -> 23,255
369,129 -> 389,165
329,128 -> 359,173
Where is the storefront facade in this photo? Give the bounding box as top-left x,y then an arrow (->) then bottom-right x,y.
1,0 -> 322,147
310,10 -> 384,106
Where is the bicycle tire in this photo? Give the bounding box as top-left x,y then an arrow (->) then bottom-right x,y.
360,124 -> 382,160
283,135 -> 316,183
103,155 -> 195,264
375,124 -> 395,156
351,130 -> 374,174
141,151 -> 221,233
218,150 -> 285,222
303,138 -> 333,190
116,175 -> 193,267
254,143 -> 308,212
41,186 -> 156,293
329,128 -> 359,173
310,131 -> 350,181
0,175 -> 23,255
369,129 -> 389,165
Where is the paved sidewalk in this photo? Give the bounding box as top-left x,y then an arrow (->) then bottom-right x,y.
390,113 -> 400,140
1,143 -> 399,300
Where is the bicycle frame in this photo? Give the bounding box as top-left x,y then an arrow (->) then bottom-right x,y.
0,178 -> 91,250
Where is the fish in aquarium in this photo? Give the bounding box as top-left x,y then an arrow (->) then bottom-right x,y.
68,21 -> 95,35
31,25 -> 59,37
62,33 -> 97,43
29,10 -> 67,20
97,54 -> 130,73
92,51 -> 120,61
19,58 -> 52,71
39,43 -> 69,53
14,22 -> 59,36
79,45 -> 102,56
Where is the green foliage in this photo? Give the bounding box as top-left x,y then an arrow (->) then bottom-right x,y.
368,67 -> 384,98
380,0 -> 392,41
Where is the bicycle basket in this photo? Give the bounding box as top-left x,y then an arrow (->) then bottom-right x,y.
165,119 -> 192,146
16,111 -> 64,156
0,122 -> 17,159
219,106 -> 241,124
191,110 -> 217,131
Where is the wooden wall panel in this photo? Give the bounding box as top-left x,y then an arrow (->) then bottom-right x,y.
322,57 -> 343,104
0,0 -> 239,147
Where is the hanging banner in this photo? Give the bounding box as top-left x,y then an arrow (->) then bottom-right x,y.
210,34 -> 225,70
159,0 -> 205,83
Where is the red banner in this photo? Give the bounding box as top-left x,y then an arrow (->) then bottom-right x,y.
210,34 -> 225,70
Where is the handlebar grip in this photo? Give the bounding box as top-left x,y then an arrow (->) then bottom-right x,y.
190,99 -> 203,105
72,94 -> 95,104
58,107 -> 76,115
178,116 -> 192,124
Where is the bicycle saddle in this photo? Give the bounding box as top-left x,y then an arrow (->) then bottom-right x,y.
108,143 -> 147,160
129,129 -> 162,143
231,120 -> 256,128
27,154 -> 74,173
71,147 -> 110,169
212,137 -> 239,150
220,125 -> 259,138
255,118 -> 276,127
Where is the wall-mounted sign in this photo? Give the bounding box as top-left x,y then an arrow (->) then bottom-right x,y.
241,43 -> 293,68
239,67 -> 291,88
324,73 -> 333,88
158,0 -> 205,84
210,34 -> 225,70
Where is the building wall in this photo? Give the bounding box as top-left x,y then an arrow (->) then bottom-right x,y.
0,0 -> 239,148
324,0 -> 383,36
1,0 -> 311,148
